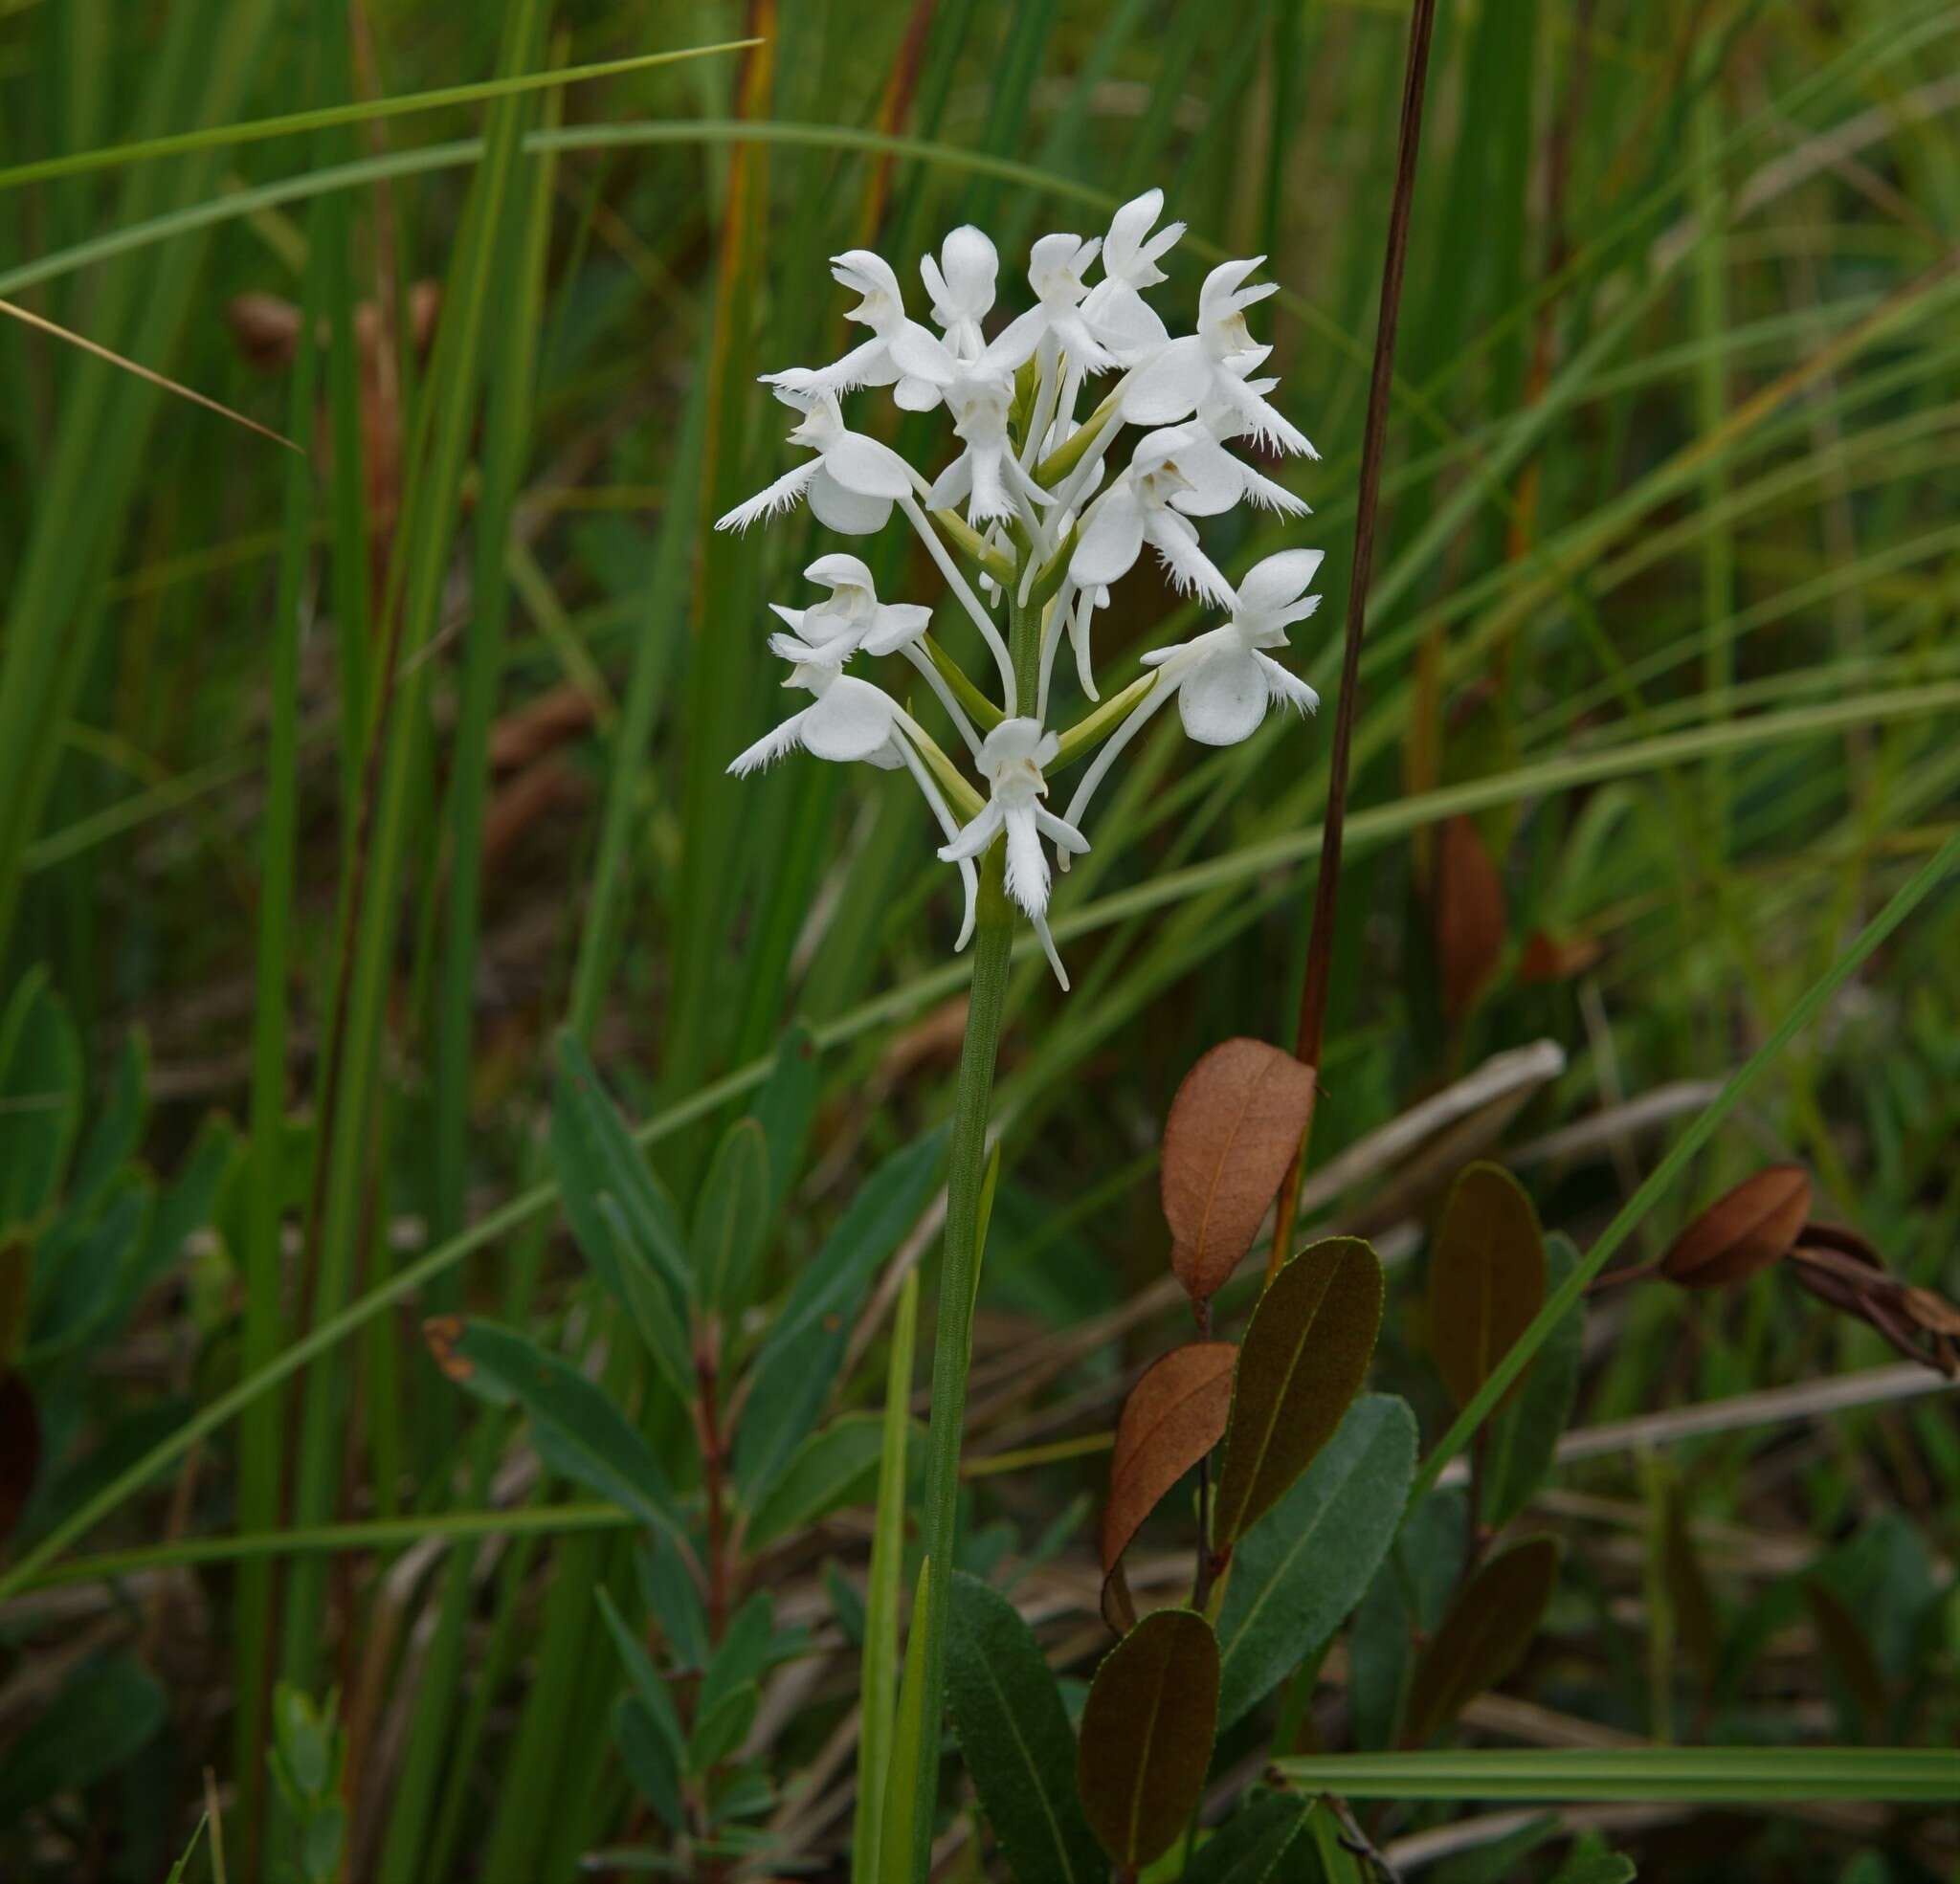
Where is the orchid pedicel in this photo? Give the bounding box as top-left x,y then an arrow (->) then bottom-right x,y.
719,187 -> 1322,993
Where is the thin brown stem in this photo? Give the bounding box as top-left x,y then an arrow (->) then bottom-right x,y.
1268,0 -> 1440,1283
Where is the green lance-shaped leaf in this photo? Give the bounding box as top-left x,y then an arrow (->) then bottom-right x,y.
0,969 -> 83,1234
1402,1535 -> 1561,1747
614,1694 -> 684,1833
945,1572 -> 1104,1884
1214,1237 -> 1383,1548
751,1023 -> 820,1220
699,1591 -> 778,1726
1215,1394 -> 1416,1728
1077,1608 -> 1220,1873
734,1127 -> 946,1507
1182,1790 -> 1313,1884
692,1115 -> 771,1319
424,1318 -> 683,1547
1481,1232 -> 1584,1528
688,1680 -> 759,1773
877,1559 -> 935,1884
746,1413 -> 889,1549
1428,1163 -> 1545,1413
550,1032 -> 694,1399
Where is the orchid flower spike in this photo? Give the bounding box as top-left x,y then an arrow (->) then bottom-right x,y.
766,553 -> 932,666
937,718 -> 1087,986
716,387 -> 917,536
1121,257 -> 1316,457
1069,423 -> 1238,607
723,187 -> 1325,994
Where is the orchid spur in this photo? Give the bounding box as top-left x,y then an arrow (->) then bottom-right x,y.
720,188 -> 1324,990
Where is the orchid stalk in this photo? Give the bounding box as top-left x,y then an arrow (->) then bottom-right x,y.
714,188 -> 1323,1878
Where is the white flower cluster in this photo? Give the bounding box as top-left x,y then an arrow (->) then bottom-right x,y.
719,189 -> 1323,988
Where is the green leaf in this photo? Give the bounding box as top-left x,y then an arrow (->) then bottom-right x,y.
853,1270 -> 918,1884
746,1413 -> 888,1549
1215,1394 -> 1416,1728
699,1592 -> 777,1727
687,1679 -> 759,1773
1428,1163 -> 1545,1413
1548,1832 -> 1637,1884
0,1652 -> 165,1818
877,1559 -> 935,1884
1183,1790 -> 1314,1884
0,970 -> 82,1235
692,1116 -> 771,1319
1403,1536 -> 1561,1747
1214,1237 -> 1383,1547
430,1319 -> 682,1545
550,1032 -> 694,1397
23,1180 -> 150,1364
1349,1491 -> 1466,1749
163,1814 -> 210,1884
733,1128 -> 945,1507
1275,1746 -> 1960,1803
945,1572 -> 1104,1884
750,1024 -> 820,1219
1077,1608 -> 1219,1872
595,1587 -> 685,1762
1481,1233 -> 1582,1527
67,1031 -> 148,1215
615,1695 -> 684,1832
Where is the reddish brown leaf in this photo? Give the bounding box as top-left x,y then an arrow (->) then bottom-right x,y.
1788,1229 -> 1957,1377
1402,1535 -> 1561,1747
1161,1038 -> 1319,1305
0,1370 -> 39,1544
1434,815 -> 1506,1021
1428,1163 -> 1545,1414
1517,926 -> 1604,986
487,679 -> 602,772
1101,1342 -> 1236,1577
1077,1608 -> 1219,1871
423,1316 -> 473,1385
1214,1238 -> 1383,1547
1660,1166 -> 1812,1289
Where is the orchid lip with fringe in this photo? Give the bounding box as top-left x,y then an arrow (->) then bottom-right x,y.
718,188 -> 1325,987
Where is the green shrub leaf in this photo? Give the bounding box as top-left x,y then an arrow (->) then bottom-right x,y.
946,1571 -> 1103,1884
692,1116 -> 771,1319
1216,1393 -> 1415,1728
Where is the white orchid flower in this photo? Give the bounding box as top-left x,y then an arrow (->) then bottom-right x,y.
919,224 -> 1002,363
1068,423 -> 1238,606
1080,188 -> 1184,366
765,553 -> 931,666
715,387 -> 917,537
919,369 -> 1053,526
1061,549 -> 1323,840
937,718 -> 1088,986
1192,383 -> 1312,515
1120,257 -> 1316,457
731,656 -> 981,949
762,251 -> 943,410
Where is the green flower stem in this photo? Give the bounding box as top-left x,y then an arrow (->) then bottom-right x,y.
906,586 -> 1041,1882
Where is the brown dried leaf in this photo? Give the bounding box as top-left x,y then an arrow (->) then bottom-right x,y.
0,1370 -> 39,1544
481,758 -> 589,872
1428,1163 -> 1545,1413
1077,1608 -> 1219,1871
1788,1230 -> 1957,1377
225,292 -> 303,372
1517,926 -> 1604,986
1161,1038 -> 1318,1305
423,1315 -> 473,1385
1659,1165 -> 1812,1289
488,680 -> 602,772
1101,1342 -> 1236,1576
1402,1535 -> 1561,1747
1213,1237 -> 1383,1547
1434,815 -> 1506,1021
